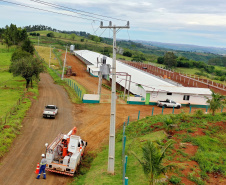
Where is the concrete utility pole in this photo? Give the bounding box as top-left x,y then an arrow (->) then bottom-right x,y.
100,21 -> 129,174
61,46 -> 67,80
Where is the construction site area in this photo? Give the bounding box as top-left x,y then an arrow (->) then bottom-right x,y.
0,50 -> 224,185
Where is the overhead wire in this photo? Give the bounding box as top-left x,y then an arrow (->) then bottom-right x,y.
30,0 -> 111,22
30,0 -> 127,22
0,0 -> 97,21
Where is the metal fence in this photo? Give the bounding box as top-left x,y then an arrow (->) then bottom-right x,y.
64,78 -> 84,100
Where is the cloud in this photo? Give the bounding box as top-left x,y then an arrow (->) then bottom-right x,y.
0,0 -> 226,47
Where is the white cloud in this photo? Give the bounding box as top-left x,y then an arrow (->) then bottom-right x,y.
0,0 -> 226,47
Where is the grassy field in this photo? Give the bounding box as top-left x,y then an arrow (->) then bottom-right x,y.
0,52 -> 26,117
35,45 -> 61,69
72,112 -> 226,185
0,45 -> 39,157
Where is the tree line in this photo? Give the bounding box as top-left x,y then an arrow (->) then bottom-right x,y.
157,52 -> 226,81
24,24 -> 90,37
0,24 -> 27,51
0,24 -> 45,89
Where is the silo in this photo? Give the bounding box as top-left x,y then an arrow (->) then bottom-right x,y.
70,45 -> 75,53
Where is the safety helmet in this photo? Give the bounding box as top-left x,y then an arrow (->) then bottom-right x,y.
41,154 -> 45,157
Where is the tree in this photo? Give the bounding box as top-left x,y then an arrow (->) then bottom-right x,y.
132,140 -> 174,185
47,32 -> 54,37
71,33 -> 76,40
21,38 -> 35,55
164,52 -> 177,68
9,56 -> 45,89
11,49 -> 31,63
206,90 -> 225,116
157,57 -> 164,64
123,51 -> 132,57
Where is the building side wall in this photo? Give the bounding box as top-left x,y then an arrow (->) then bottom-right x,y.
149,92 -> 209,105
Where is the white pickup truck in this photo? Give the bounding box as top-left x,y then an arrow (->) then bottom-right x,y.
157,99 -> 181,108
43,105 -> 58,118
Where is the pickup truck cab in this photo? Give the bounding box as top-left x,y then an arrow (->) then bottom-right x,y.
157,99 -> 181,108
43,105 -> 58,118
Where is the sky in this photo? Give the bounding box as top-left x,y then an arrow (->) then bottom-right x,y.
0,0 -> 226,48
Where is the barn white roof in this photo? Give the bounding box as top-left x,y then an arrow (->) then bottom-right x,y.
74,50 -> 212,96
143,85 -> 212,95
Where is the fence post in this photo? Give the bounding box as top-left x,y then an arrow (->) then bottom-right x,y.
122,136 -> 126,161
172,106 -> 174,114
221,106 -> 223,113
206,106 -> 208,113
162,106 -> 164,115
122,122 -> 125,135
152,107 -> 154,116
125,177 -> 128,185
138,110 -> 140,120
125,155 -> 128,174
127,116 -> 130,126
189,106 -> 192,114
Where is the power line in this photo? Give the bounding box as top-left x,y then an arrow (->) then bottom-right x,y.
30,0 -> 110,22
30,0 -> 127,22
0,0 -> 97,21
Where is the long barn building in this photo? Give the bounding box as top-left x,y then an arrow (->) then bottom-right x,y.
74,50 -> 211,107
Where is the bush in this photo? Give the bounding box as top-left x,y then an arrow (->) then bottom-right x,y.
188,173 -> 205,185
47,32 -> 54,37
194,109 -> 204,117
169,175 -> 181,184
123,51 -> 132,57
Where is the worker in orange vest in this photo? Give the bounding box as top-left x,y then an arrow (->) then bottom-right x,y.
36,154 -> 47,179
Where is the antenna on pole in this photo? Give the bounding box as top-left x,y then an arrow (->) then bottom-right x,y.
100,21 -> 129,174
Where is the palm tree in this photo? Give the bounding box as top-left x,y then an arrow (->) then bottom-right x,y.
132,140 -> 174,185
206,90 -> 225,116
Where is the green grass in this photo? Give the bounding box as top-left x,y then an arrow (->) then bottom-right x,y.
0,45 -> 39,157
64,78 -> 88,100
175,67 -> 200,75
0,96 -> 32,157
0,53 -> 12,68
0,52 -> 28,118
71,112 -> 226,185
0,44 -> 16,53
73,131 -> 166,185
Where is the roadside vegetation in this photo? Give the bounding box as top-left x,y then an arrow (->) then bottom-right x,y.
0,24 -> 45,158
72,111 -> 226,185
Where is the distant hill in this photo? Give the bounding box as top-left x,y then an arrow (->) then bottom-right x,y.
135,40 -> 226,55
112,39 -> 221,63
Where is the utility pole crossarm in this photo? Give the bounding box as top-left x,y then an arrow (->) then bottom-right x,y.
100,21 -> 130,29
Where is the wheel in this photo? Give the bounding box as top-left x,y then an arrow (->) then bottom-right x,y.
176,105 -> 180,109
164,104 -> 167,108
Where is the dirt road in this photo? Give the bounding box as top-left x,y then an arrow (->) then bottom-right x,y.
0,73 -> 75,185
